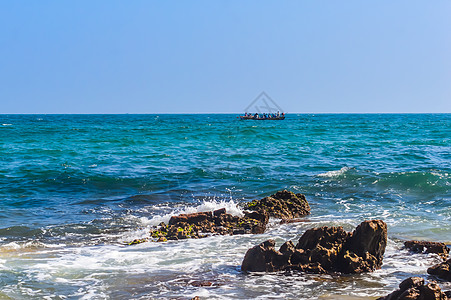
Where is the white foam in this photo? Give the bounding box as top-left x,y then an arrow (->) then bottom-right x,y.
1,242 -> 21,250
0,241 -> 66,252
317,166 -> 351,177
146,199 -> 244,226
2,224 -> 449,299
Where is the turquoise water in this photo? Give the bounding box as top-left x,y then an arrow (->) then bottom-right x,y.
0,114 -> 450,299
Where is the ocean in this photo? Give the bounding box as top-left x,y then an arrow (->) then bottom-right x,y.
0,114 -> 449,299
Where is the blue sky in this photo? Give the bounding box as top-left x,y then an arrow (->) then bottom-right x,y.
1,1 -> 450,113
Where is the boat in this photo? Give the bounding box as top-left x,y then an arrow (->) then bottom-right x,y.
238,113 -> 285,120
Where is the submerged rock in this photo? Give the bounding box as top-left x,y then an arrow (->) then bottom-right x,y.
149,208 -> 269,241
127,238 -> 148,245
244,190 -> 310,220
428,258 -> 451,281
377,277 -> 447,300
241,220 -> 387,274
404,240 -> 450,260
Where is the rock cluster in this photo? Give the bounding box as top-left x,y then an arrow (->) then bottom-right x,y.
149,208 -> 269,241
404,240 -> 450,260
127,190 -> 311,244
241,220 -> 387,274
428,258 -> 451,281
244,190 -> 310,220
377,277 -> 448,300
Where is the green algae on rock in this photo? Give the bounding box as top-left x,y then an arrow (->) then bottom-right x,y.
148,208 -> 269,241
127,190 -> 310,245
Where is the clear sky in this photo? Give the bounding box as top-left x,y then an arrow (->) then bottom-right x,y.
1,1 -> 450,113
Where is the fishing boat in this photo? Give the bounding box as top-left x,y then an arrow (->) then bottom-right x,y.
238,113 -> 285,120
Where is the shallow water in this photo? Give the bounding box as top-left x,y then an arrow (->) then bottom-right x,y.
0,114 -> 450,299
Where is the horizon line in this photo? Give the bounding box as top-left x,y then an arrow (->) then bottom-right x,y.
0,112 -> 450,115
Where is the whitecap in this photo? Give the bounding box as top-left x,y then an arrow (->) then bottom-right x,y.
317,166 -> 351,177
146,199 -> 244,226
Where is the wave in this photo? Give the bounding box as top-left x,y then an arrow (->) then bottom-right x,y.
315,167 -> 450,194
374,171 -> 450,193
144,198 -> 244,227
0,226 -> 44,238
317,167 -> 353,178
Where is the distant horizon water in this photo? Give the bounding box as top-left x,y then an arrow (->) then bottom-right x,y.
1,112 -> 450,115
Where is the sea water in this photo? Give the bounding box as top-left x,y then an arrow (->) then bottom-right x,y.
0,114 -> 449,299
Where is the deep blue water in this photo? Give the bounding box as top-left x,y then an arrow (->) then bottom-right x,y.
0,114 -> 450,299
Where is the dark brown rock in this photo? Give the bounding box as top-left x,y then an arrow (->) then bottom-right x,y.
377,277 -> 447,300
279,218 -> 310,224
279,240 -> 296,256
191,280 -> 213,287
241,240 -> 288,272
147,209 -> 269,242
340,220 -> 388,273
398,276 -> 425,291
405,240 -> 450,260
241,219 -> 388,274
245,190 -> 310,219
428,258 -> 451,281
128,191 -> 306,245
297,226 -> 350,271
168,211 -> 212,225
213,208 -> 226,217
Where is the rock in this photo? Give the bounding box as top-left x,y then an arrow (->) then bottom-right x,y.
213,208 -> 226,217
245,190 -> 310,219
377,277 -> 447,300
398,276 -> 425,291
147,209 -> 269,242
341,220 -> 387,273
241,240 -> 289,272
279,218 -> 310,224
128,191 -> 304,245
191,280 -> 213,287
241,220 -> 387,274
127,238 -> 148,245
168,211 -> 212,225
297,226 -> 350,271
428,258 -> 451,281
404,240 -> 450,260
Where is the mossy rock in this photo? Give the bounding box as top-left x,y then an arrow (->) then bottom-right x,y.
244,190 -> 310,219
127,238 -> 148,245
